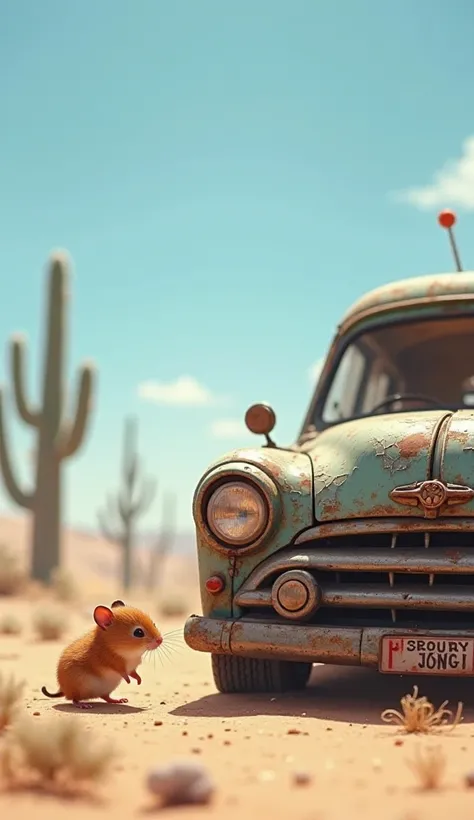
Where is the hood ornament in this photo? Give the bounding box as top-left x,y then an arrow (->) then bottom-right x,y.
390,479 -> 474,518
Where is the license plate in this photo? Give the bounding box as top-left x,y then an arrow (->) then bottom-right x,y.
380,636 -> 474,676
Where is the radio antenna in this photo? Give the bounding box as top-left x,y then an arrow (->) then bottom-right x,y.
438,209 -> 463,272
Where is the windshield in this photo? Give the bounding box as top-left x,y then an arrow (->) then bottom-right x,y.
321,314 -> 474,423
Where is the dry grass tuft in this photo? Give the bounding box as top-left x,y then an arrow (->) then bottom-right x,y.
381,685 -> 463,734
32,605 -> 68,641
0,714 -> 115,796
407,745 -> 446,791
158,592 -> 188,618
0,545 -> 25,596
0,613 -> 22,636
50,567 -> 80,603
0,673 -> 25,732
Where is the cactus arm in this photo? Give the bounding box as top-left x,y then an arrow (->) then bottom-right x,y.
131,476 -> 157,517
57,364 -> 95,459
11,336 -> 40,427
97,509 -> 118,543
0,389 -> 34,510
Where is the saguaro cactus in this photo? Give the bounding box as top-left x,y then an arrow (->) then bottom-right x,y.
97,416 -> 156,591
0,251 -> 96,583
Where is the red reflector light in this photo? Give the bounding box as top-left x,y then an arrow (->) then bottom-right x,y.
205,575 -> 225,594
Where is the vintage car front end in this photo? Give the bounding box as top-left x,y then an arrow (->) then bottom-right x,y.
185,213 -> 474,693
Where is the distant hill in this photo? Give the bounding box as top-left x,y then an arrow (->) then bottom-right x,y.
0,513 -> 197,589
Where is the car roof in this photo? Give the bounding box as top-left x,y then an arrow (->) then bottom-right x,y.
340,270 -> 474,329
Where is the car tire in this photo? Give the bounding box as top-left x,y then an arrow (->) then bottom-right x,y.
211,654 -> 313,694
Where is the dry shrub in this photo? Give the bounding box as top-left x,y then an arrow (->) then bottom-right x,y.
0,714 -> 115,796
407,745 -> 446,791
0,546 -> 25,596
158,592 -> 188,618
381,685 -> 463,734
50,566 -> 79,603
32,605 -> 68,641
0,614 -> 22,636
0,673 -> 25,732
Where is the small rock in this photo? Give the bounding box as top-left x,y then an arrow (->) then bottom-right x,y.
258,770 -> 276,783
32,712 -> 40,717
395,739 -> 404,747
292,770 -> 312,786
191,748 -> 201,755
146,760 -> 215,806
465,770 -> 474,788
287,728 -> 301,735
154,720 -> 163,726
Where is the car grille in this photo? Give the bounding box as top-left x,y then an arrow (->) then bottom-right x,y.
234,530 -> 474,629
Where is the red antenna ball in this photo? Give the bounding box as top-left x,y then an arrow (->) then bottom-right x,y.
438,210 -> 457,229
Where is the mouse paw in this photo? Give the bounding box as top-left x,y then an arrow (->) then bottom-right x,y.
73,700 -> 93,710
101,696 -> 129,704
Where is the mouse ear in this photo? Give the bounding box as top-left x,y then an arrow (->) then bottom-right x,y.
111,600 -> 125,609
93,605 -> 114,630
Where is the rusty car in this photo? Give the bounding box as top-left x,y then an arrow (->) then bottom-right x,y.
184,209 -> 474,693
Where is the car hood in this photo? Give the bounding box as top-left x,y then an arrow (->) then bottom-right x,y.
300,409 -> 474,522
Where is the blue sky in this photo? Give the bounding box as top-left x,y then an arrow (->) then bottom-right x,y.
1,0 -> 474,534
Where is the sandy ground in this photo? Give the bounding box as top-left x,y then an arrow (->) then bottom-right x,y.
1,592 -> 474,820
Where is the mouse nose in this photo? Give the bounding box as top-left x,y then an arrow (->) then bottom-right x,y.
150,636 -> 163,649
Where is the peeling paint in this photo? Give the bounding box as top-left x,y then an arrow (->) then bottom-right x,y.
374,440 -> 409,475
306,412 -> 443,523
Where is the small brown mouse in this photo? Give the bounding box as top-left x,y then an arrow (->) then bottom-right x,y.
41,599 -> 163,709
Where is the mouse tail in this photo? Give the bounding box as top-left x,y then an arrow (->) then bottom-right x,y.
41,685 -> 64,698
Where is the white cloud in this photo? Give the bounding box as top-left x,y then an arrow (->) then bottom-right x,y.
309,358 -> 324,383
138,376 -> 218,407
210,418 -> 248,439
394,135 -> 474,210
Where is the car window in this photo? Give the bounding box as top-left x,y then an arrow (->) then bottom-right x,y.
317,313 -> 474,425
323,344 -> 367,422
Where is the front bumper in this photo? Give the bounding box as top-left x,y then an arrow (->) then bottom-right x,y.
184,614 -> 474,668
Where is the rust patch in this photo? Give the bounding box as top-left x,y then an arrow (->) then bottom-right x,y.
397,433 -> 430,459
366,504 -> 396,516
445,549 -> 463,563
321,500 -> 342,517
450,430 -> 470,445
370,492 -> 377,500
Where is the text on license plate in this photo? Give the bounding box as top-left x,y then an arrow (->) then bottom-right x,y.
380,636 -> 474,675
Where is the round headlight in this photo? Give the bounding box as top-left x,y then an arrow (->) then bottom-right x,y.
206,481 -> 268,545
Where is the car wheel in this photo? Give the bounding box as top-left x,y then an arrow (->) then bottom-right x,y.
211,654 -> 313,694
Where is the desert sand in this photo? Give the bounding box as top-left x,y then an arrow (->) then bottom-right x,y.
1,518 -> 474,818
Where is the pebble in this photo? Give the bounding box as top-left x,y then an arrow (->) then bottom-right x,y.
32,711 -> 40,717
465,770 -> 474,788
292,770 -> 312,786
258,770 -> 276,783
287,728 -> 301,735
154,720 -> 163,726
146,760 -> 215,806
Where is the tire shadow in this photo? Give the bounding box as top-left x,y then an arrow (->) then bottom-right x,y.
171,663 -> 474,725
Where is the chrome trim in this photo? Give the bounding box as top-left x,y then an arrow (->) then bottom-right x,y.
234,544 -> 474,593
184,615 -> 474,670
294,517 -> 474,543
233,541 -> 474,621
237,584 -> 474,612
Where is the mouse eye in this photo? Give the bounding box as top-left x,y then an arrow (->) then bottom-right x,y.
133,627 -> 145,638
